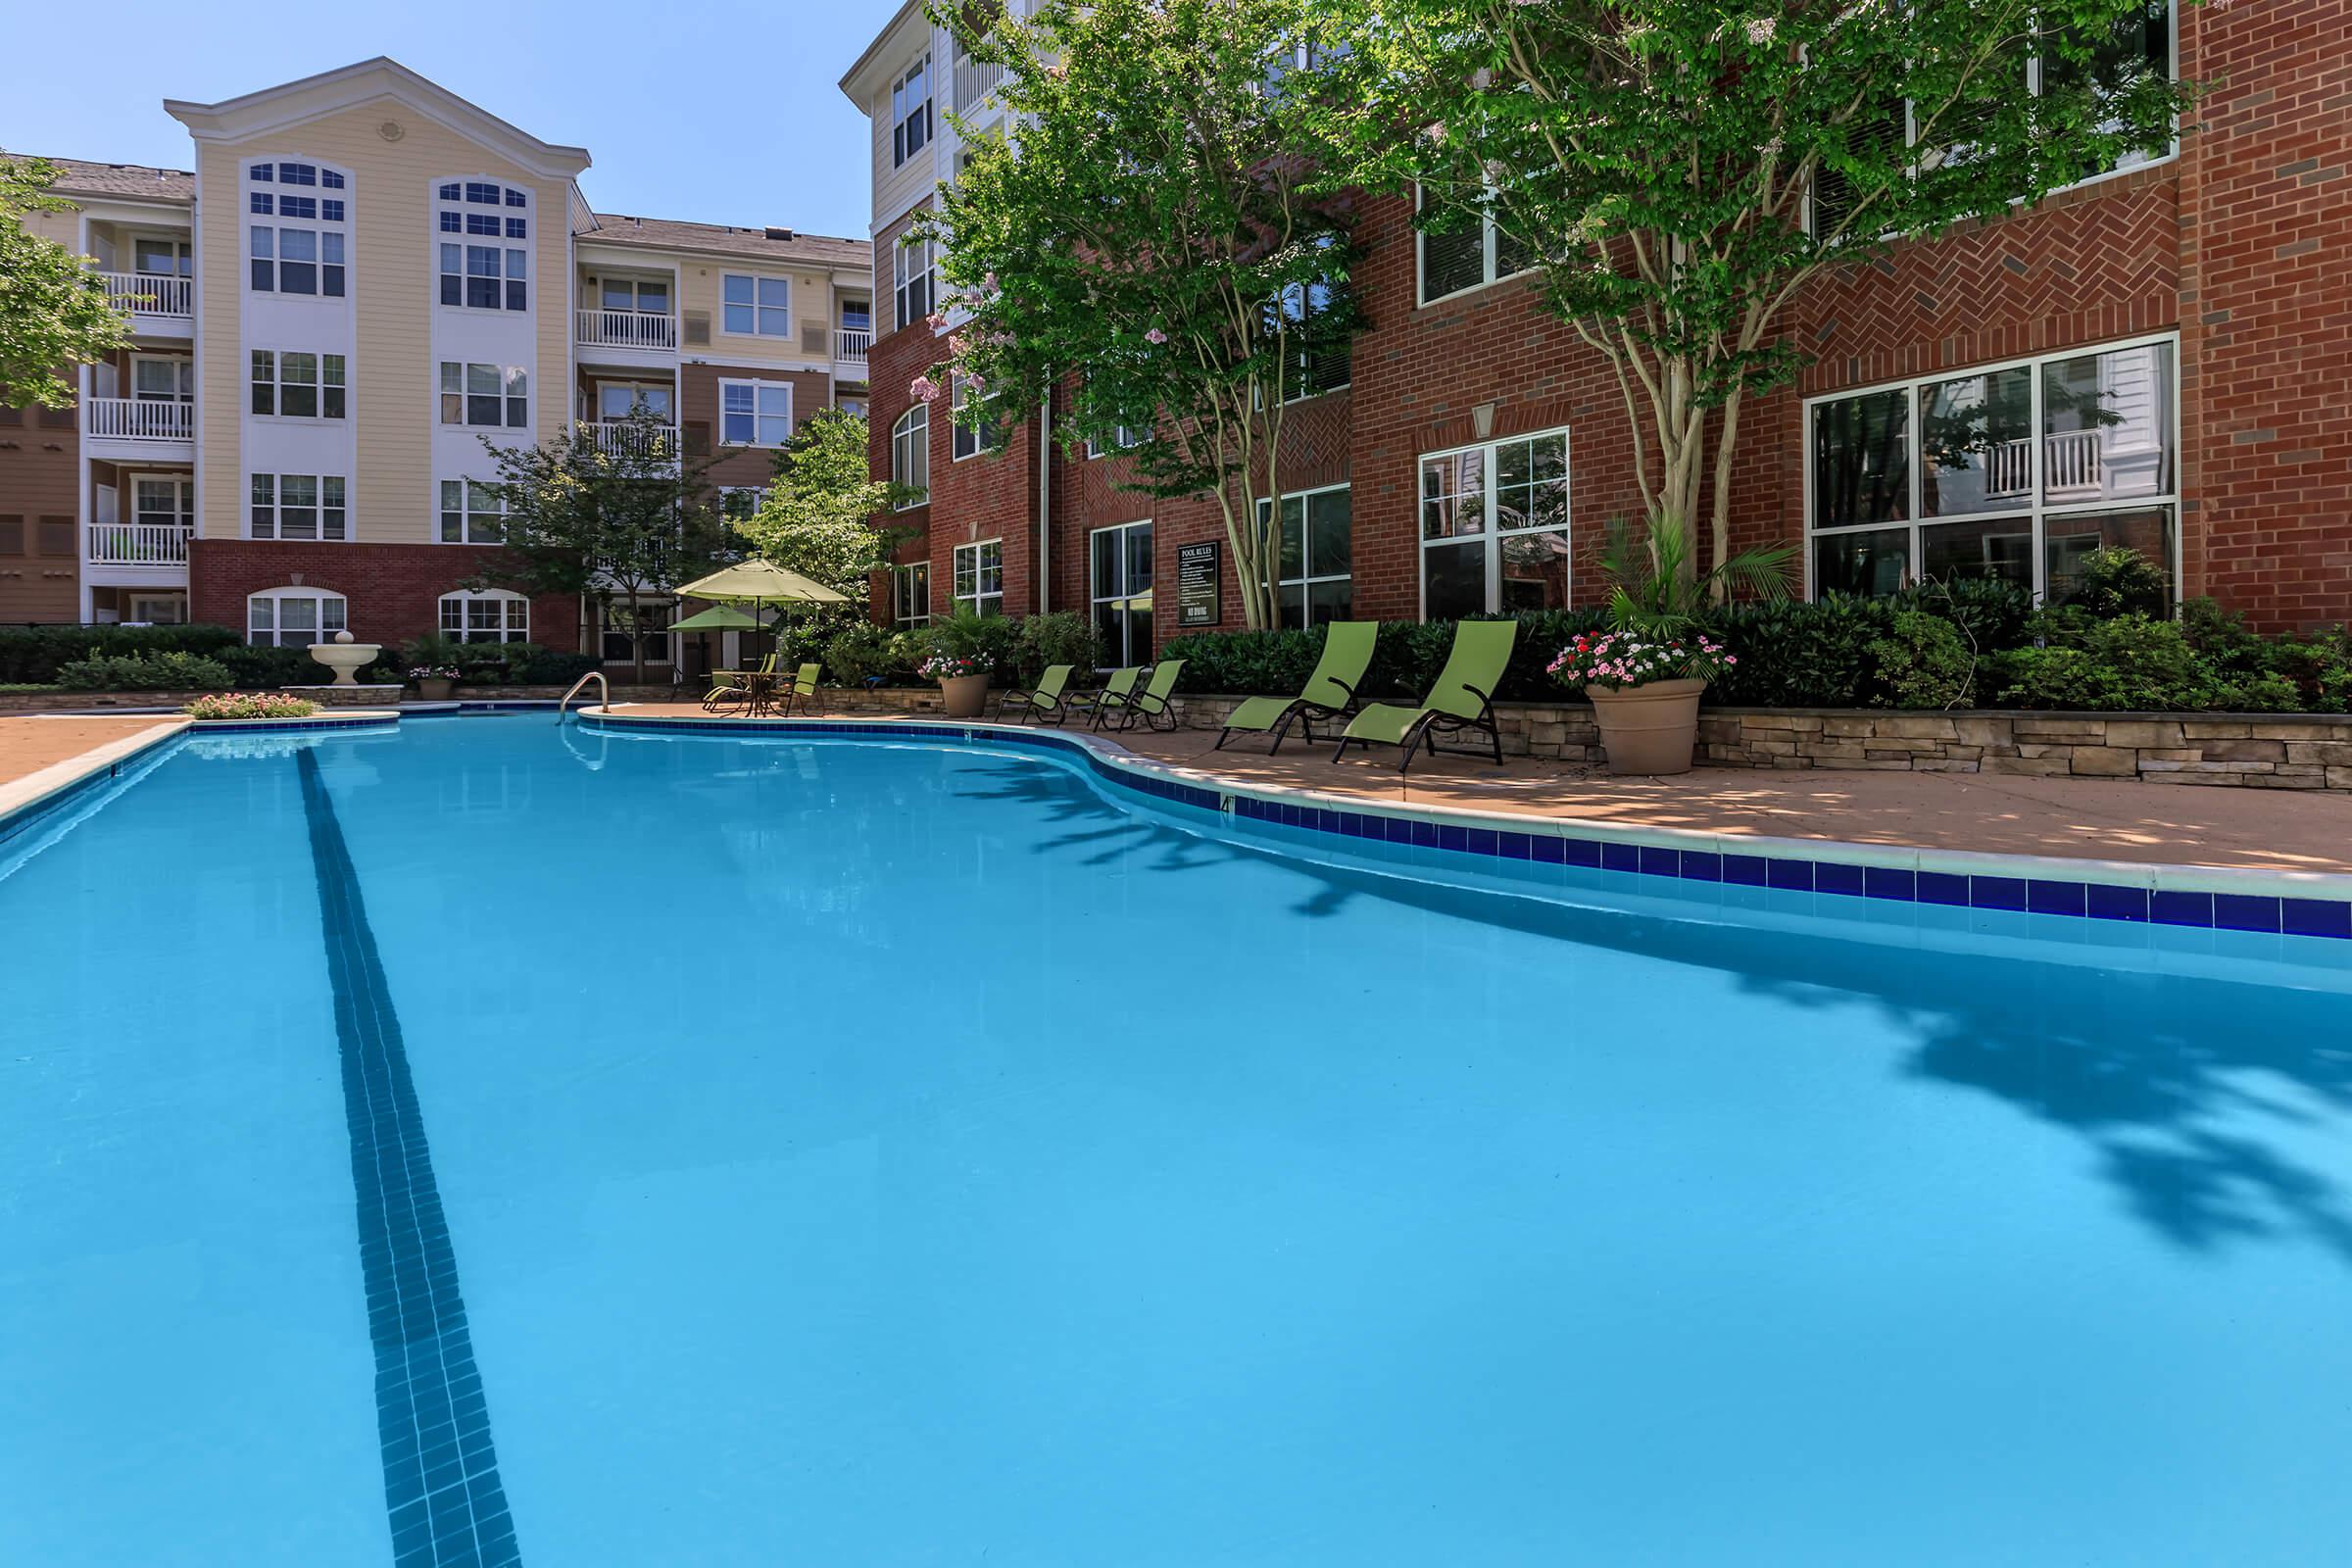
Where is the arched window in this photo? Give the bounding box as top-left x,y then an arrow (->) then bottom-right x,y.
248,585 -> 348,648
246,159 -> 351,298
434,176 -> 531,312
892,406 -> 928,510
440,588 -> 529,643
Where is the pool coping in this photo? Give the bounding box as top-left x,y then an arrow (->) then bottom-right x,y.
579,709 -> 2352,942
0,718 -> 191,850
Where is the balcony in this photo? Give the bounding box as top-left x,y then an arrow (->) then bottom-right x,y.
836,326 -> 870,382
579,419 -> 681,464
576,308 -> 679,355
97,270 -> 193,327
84,397 -> 194,454
88,522 -> 191,566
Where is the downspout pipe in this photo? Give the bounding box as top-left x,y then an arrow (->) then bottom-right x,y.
1037,389 -> 1053,613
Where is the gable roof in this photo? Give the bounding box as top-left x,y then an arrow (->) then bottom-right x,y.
583,212 -> 869,271
8,155 -> 194,205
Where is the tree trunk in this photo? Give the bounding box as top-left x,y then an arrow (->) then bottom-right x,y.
1707,388 -> 1747,603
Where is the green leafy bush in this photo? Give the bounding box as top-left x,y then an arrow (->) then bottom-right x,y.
1012,611 -> 1105,684
2057,545 -> 2172,617
821,620 -> 920,687
54,650 -> 236,691
1869,611 -> 1978,710
0,623 -> 243,684
1987,612 -> 2300,712
504,646 -> 603,686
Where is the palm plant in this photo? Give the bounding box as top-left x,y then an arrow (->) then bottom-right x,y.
1598,514 -> 1795,636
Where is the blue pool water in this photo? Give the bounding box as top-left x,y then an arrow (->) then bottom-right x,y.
3,713 -> 2349,1565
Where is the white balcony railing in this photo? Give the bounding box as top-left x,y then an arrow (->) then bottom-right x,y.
576,309 -> 678,352
836,326 -> 870,368
579,420 -> 681,460
84,397 -> 193,442
1984,437 -> 2033,499
98,270 -> 192,318
88,522 -> 191,565
954,50 -> 1004,112
2044,428 -> 2104,494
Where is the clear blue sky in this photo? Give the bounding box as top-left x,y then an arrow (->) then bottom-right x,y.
1,0 -> 888,240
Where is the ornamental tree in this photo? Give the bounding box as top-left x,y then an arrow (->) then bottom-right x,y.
1330,0 -> 2195,585
0,159 -> 133,409
914,0 -> 1361,629
735,407 -> 906,601
467,407 -> 732,683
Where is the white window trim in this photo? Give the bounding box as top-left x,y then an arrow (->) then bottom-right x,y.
951,373 -> 997,462
891,562 -> 932,628
893,235 -> 934,333
439,361 -> 531,431
246,471 -> 350,543
1415,426 -> 1574,620
1413,183 -> 1534,308
892,54 -> 934,170
718,271 -> 794,340
438,587 -> 531,643
1088,519 -> 1154,666
953,538 -> 1004,616
717,378 -> 795,448
435,478 -> 507,546
245,157 -> 353,303
1086,424 -> 1148,461
432,174 -> 531,315
129,471 -> 195,531
892,405 -> 929,508
1255,481 -> 1354,625
1799,328 -> 2182,602
246,585 -> 348,647
249,348 -> 346,422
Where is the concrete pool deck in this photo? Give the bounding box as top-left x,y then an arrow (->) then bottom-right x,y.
599,703 -> 2352,878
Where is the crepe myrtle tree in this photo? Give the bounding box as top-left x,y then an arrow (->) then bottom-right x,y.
0,158 -> 134,410
911,0 -> 1362,630
1328,0 -> 2196,589
466,406 -> 735,684
735,407 -> 911,602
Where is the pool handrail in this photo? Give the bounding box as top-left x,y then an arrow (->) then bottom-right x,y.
559,670 -> 609,721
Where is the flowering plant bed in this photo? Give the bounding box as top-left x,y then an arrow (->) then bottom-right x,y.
918,654 -> 994,682
1548,630 -> 1735,691
407,665 -> 461,682
184,692 -> 318,720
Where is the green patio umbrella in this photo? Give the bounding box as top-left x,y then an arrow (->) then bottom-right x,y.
665,603 -> 761,681
674,560 -> 849,662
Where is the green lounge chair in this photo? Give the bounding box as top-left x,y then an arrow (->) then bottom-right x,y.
1215,620 -> 1376,754
996,663 -> 1074,724
703,652 -> 776,713
1332,621 -> 1517,772
777,662 -> 822,716
1099,659 -> 1186,733
1068,665 -> 1143,727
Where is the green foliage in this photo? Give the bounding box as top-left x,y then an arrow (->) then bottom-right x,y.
1011,612 -> 1105,686
1987,612 -> 2298,712
920,0 -> 1363,627
735,408 -> 904,597
821,620 -> 921,688
920,607 -> 1021,675
184,692 -> 318,720
1869,611 -> 1978,710
2058,544 -> 2172,617
55,651 -> 235,691
214,643 -> 373,689
1594,513 -> 1793,633
1170,611 -> 1608,703
395,637 -> 597,688
1,158 -> 134,409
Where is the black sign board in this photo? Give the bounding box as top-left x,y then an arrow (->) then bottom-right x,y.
1176,541 -> 1221,627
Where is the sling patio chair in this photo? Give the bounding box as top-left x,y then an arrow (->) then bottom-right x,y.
1068,665 -> 1143,728
704,652 -> 776,714
996,663 -> 1075,724
777,662 -> 823,716
1331,621 -> 1518,772
1215,619 -> 1377,754
1099,659 -> 1187,733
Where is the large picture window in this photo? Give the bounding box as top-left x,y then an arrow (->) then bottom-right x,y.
719,380 -> 793,447
247,587 -> 346,647
892,406 -> 929,508
1806,336 -> 2178,604
250,473 -> 348,542
1418,430 -> 1570,619
1256,485 -> 1353,629
440,589 -> 529,643
434,178 -> 530,311
954,539 -> 1004,616
248,161 -> 349,298
1089,520 -> 1153,666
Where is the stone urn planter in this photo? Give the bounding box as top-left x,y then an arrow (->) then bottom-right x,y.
1586,677 -> 1707,776
940,673 -> 991,719
416,677 -> 456,702
306,630 -> 382,688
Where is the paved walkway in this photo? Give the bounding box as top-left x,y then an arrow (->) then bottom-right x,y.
610,703 -> 2352,876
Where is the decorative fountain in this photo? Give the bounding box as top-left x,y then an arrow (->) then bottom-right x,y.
307,629 -> 382,688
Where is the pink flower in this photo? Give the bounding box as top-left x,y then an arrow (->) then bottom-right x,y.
1146,326 -> 1168,345
908,374 -> 942,403
924,312 -> 949,332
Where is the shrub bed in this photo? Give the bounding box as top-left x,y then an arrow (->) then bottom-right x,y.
185,692 -> 318,720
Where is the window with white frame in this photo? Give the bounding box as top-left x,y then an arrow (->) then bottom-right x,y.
439,362 -> 529,429
717,485 -> 766,522
892,406 -> 929,507
251,351 -> 347,418
1255,485 -> 1354,629
599,275 -> 669,316
440,589 -> 529,643
893,55 -> 933,168
596,382 -> 672,422
1418,429 -> 1570,618
891,562 -> 932,628
837,395 -> 867,419
721,273 -> 791,337
1807,335 -> 2178,604
132,356 -> 192,404
602,600 -> 674,663
250,473 -> 348,542
1416,186 -> 1530,306
720,380 -> 793,446
1086,423 -> 1148,460
249,161 -> 349,298
1089,520 -> 1154,666
951,374 -> 999,461
894,235 -> 933,331
247,586 -> 346,647
437,479 -> 506,545
131,474 -> 194,534
953,539 -> 1004,616
435,178 -> 530,311
1273,270 -> 1350,402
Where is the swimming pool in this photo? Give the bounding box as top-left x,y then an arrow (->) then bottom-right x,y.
4,712 -> 2348,1565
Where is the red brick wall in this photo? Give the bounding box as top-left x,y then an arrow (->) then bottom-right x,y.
189,540 -> 582,651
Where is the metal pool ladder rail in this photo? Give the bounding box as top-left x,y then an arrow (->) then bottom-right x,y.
559,670 -> 608,721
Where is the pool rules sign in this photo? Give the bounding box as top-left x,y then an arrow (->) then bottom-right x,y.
1176,541 -> 1220,627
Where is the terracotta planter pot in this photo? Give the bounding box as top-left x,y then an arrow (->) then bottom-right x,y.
1586,678 -> 1706,775
416,677 -> 455,702
940,673 -> 991,718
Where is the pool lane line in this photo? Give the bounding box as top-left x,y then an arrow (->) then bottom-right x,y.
297,749 -> 523,1568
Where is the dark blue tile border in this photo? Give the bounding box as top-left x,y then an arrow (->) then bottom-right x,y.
296,752 -> 521,1568
577,714 -> 2352,944
0,725 -> 184,855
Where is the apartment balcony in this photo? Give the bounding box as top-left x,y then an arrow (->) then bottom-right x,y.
575,308 -> 679,369
97,270 -> 194,335
85,520 -> 191,574
84,397 -> 195,459
836,326 -> 870,384
578,419 -> 681,466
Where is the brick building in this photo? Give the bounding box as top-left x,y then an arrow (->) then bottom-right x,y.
840,1 -> 2350,649
1,58 -> 871,672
